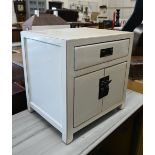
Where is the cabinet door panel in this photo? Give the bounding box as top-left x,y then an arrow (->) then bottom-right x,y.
102,62 -> 127,111
74,69 -> 104,127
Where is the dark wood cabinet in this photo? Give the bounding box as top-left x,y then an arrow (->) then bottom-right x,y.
88,107 -> 143,155
13,0 -> 26,22
12,27 -> 22,42
12,83 -> 27,115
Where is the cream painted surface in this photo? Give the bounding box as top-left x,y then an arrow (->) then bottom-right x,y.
75,39 -> 129,70
102,62 -> 127,111
29,27 -> 132,40
32,25 -> 70,30
74,62 -> 127,128
21,28 -> 133,144
74,69 -> 104,127
25,39 -> 63,126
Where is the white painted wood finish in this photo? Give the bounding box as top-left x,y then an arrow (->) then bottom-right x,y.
74,69 -> 104,127
103,62 -> 127,111
25,39 -> 64,130
75,39 -> 129,70
12,90 -> 143,155
21,28 -> 133,144
31,25 -> 70,30
74,62 -> 127,128
27,28 -> 132,40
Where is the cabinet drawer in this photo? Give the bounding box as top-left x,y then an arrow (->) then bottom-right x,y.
75,39 -> 129,70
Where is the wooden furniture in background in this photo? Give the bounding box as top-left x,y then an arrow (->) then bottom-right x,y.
12,62 -> 26,115
12,82 -> 27,115
46,8 -> 78,22
12,63 -> 24,83
12,27 -> 22,42
48,1 -> 63,9
68,21 -> 98,28
22,14 -> 69,30
129,24 -> 143,80
26,0 -> 46,19
13,0 -> 26,22
89,107 -> 143,155
128,80 -> 143,94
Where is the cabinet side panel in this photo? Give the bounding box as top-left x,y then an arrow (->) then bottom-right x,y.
25,39 -> 63,127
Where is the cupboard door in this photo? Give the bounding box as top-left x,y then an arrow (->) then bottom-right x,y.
102,62 -> 127,111
74,69 -> 104,127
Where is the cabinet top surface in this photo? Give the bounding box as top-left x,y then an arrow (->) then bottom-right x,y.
22,28 -> 133,41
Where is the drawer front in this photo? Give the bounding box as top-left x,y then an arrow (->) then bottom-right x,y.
75,39 -> 129,70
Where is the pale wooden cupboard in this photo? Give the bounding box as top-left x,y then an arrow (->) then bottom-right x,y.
21,28 -> 133,144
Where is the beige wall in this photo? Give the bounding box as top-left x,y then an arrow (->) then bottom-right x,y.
107,0 -> 136,20
46,0 -> 135,20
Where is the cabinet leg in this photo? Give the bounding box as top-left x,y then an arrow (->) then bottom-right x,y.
27,104 -> 34,112
118,103 -> 125,110
62,133 -> 73,144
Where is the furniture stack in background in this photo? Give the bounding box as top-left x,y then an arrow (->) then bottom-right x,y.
26,0 -> 46,19
12,62 -> 27,115
129,24 -> 143,80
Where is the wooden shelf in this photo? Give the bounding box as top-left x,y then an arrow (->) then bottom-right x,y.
128,79 -> 143,94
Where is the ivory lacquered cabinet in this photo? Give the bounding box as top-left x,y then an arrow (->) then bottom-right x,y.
21,28 -> 133,144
